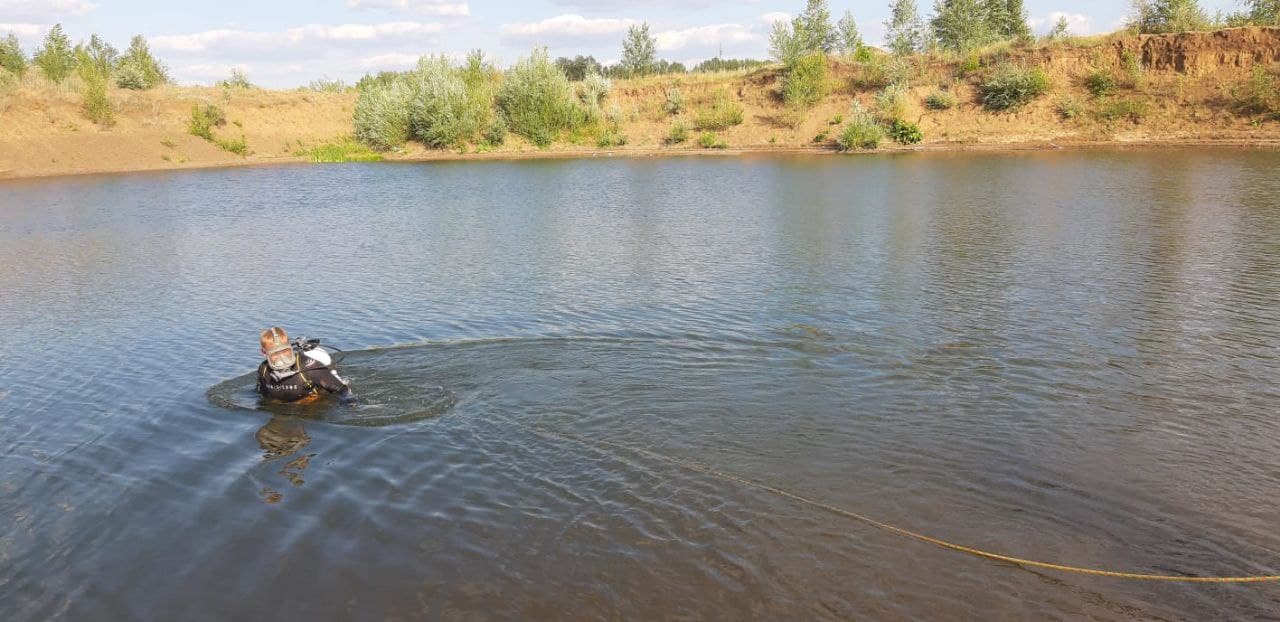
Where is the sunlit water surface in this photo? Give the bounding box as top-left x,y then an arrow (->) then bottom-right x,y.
2,151 -> 1280,620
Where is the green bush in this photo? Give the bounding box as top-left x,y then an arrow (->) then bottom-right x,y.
188,103 -> 227,140
812,129 -> 830,143
1,33 -> 26,78
578,72 -> 611,108
0,68 -> 18,97
875,83 -> 911,121
115,63 -> 148,90
297,136 -> 382,162
116,36 -> 168,90
1096,98 -> 1149,123
783,52 -> 829,109
855,55 -> 912,90
218,69 -> 253,89
1121,50 -> 1144,88
483,115 -> 508,146
958,52 -> 981,77
665,121 -> 689,144
308,78 -> 348,93
924,89 -> 956,110
1055,95 -> 1085,120
888,119 -> 923,144
837,100 -> 883,151
663,86 -> 683,115
1230,66 -> 1278,116
215,135 -> 250,156
694,89 -> 744,130
979,65 -> 1050,111
496,48 -> 578,147
353,79 -> 411,151
697,131 -> 728,149
1083,69 -> 1116,97
81,75 -> 113,126
406,56 -> 474,148
34,24 -> 75,84
596,124 -> 628,147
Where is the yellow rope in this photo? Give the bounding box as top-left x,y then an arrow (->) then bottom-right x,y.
532,427 -> 1280,584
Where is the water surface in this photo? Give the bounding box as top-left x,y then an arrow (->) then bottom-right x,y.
2,150 -> 1280,620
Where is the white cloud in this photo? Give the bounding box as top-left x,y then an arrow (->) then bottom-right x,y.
345,0 -> 470,17
153,22 -> 445,54
500,13 -> 772,57
0,23 -> 43,38
655,23 -> 762,52
500,14 -> 636,45
759,12 -> 790,25
548,0 -> 758,11
1030,12 -> 1094,36
0,0 -> 95,21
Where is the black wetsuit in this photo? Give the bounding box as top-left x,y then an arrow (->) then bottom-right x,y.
256,350 -> 355,403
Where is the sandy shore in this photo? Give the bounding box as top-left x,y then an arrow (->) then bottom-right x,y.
2,26 -> 1277,182
5,137 -> 1280,183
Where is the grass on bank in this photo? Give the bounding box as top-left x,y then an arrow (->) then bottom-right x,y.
295,136 -> 384,162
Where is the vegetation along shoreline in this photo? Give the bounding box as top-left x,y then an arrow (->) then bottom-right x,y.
2,0 -> 1279,180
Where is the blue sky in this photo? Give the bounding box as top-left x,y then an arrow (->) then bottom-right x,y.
1,0 -> 1246,87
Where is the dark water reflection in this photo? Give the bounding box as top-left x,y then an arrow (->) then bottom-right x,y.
2,150 -> 1279,620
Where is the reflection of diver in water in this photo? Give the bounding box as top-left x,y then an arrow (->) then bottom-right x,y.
255,416 -> 312,504
257,326 -> 356,404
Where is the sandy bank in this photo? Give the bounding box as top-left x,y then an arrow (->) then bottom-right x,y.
2,27 -> 1278,181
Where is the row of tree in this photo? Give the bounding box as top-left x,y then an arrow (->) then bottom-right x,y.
0,24 -> 168,89
881,0 -> 1280,56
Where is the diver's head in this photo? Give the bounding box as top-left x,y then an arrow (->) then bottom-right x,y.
260,326 -> 296,372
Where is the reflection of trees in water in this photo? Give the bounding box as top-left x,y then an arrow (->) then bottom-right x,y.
255,416 -> 313,504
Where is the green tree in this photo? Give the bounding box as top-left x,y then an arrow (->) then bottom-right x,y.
1129,0 -> 1210,33
116,35 -> 168,89
932,0 -> 994,52
621,22 -> 657,77
798,0 -> 837,53
837,10 -> 863,56
555,55 -> 602,81
1247,0 -> 1279,23
1,33 -> 26,77
769,18 -> 808,68
1001,0 -> 1033,40
886,0 -> 925,56
34,24 -> 76,83
76,34 -> 117,79
1047,15 -> 1071,39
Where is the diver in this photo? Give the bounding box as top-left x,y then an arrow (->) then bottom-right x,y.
256,326 -> 356,404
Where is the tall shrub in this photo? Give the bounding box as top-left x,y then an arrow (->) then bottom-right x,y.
798,0 -> 837,53
75,46 -> 113,126
932,0 -> 995,53
783,52 -> 829,108
621,23 -> 657,78
837,11 -> 864,57
885,0 -> 925,56
1129,0 -> 1210,33
1,33 -> 26,77
769,19 -> 808,68
407,56 -> 473,148
354,79 -> 412,151
979,64 -> 1049,110
116,35 -> 168,90
497,48 -> 577,147
34,24 -> 76,83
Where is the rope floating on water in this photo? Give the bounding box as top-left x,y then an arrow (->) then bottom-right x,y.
532,427 -> 1280,584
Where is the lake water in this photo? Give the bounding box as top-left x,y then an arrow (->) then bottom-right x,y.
2,150 -> 1279,620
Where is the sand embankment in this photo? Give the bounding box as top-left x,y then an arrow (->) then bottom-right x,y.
1,27 -> 1278,181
